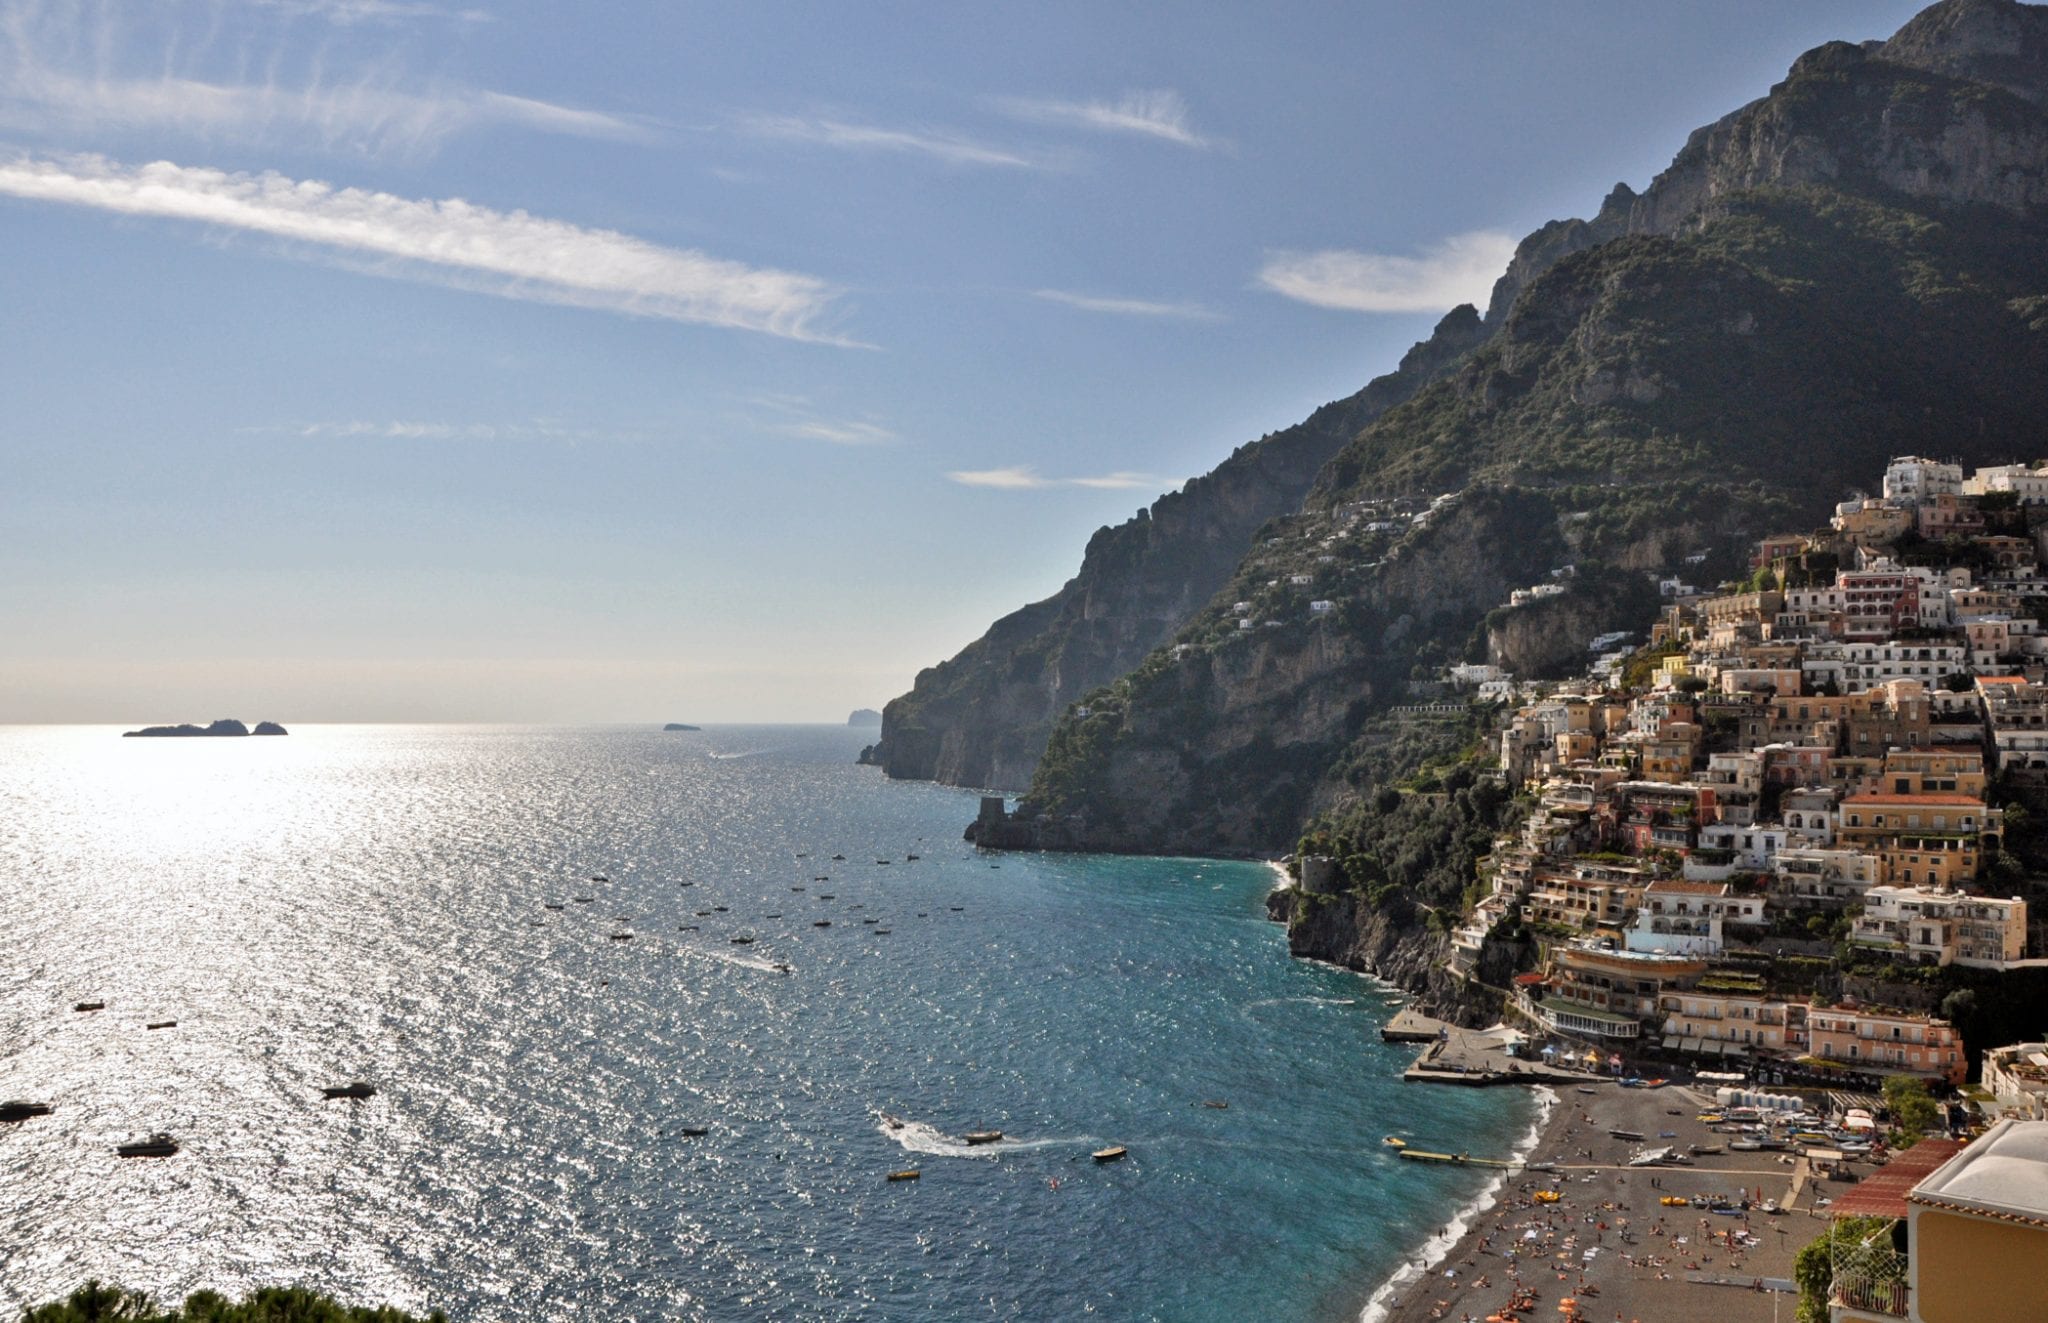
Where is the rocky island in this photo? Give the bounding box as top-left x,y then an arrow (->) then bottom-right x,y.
662,722 -> 701,732
847,709 -> 881,727
123,719 -> 287,737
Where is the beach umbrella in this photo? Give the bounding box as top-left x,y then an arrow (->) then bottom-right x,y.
1541,1045 -> 1559,1058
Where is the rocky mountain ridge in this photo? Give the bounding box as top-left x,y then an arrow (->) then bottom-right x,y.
875,0 -> 2048,797
986,0 -> 2048,859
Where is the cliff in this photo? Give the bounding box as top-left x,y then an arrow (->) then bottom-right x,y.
1006,0 -> 2048,858
865,304 -> 1490,790
1265,888 -> 1513,1026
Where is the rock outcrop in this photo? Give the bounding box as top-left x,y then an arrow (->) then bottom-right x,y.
122,719 -> 278,738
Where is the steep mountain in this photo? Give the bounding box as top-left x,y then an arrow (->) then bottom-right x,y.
992,0 -> 2048,856
861,303 -> 1487,790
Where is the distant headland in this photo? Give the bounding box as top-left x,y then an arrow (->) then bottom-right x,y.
663,722 -> 701,732
122,719 -> 288,738
847,709 -> 882,727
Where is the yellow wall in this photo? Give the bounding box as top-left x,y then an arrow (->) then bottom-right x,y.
1912,1208 -> 2048,1323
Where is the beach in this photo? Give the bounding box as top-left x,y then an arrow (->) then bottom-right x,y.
1374,1078 -> 1823,1323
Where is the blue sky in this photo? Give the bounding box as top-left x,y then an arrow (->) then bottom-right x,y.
0,0 -> 1930,723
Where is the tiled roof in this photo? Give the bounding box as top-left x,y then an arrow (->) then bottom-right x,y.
1826,1139 -> 1967,1220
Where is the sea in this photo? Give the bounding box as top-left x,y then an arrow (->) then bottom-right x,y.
0,724 -> 1536,1322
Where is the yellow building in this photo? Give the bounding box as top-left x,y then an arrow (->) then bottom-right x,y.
1831,1120 -> 2048,1323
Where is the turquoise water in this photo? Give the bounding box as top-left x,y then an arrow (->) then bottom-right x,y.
0,725 -> 1533,1321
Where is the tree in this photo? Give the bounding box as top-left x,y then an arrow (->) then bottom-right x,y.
1882,1075 -> 1939,1147
1794,1217 -> 1892,1323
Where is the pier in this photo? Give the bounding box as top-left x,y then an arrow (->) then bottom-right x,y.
1390,1012 -> 1609,1087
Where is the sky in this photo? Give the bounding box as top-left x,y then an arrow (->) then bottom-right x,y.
0,0 -> 1934,724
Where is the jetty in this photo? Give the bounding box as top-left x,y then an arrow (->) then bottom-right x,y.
1394,1147 -> 1525,1169
1394,1013 -> 1606,1088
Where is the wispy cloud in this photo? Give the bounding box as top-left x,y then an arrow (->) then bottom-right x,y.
947,466 -> 1157,491
737,394 -> 898,445
1256,231 -> 1516,313
0,152 -> 852,342
283,419 -> 633,441
737,113 -> 1044,169
0,4 -> 639,156
996,90 -> 1210,148
240,0 -> 491,23
1033,288 -> 1221,321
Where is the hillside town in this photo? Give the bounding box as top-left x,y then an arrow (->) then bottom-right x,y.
1439,457 -> 2048,1108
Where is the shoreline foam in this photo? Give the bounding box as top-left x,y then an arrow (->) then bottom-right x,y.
1355,1084 -> 1557,1323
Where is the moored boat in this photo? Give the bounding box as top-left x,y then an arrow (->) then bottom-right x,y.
962,1130 -> 1003,1146
321,1082 -> 377,1100
116,1132 -> 179,1158
1,1101 -> 54,1123
887,1169 -> 920,1181
1383,1136 -> 1407,1148
1092,1146 -> 1128,1163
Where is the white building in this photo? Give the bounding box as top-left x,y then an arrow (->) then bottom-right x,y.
1850,886 -> 2029,968
1884,455 -> 1965,504
1963,461 -> 2048,504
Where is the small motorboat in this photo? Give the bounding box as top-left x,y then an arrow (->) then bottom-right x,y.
1533,1190 -> 1562,1204
572,897 -> 593,904
887,1169 -> 920,1181
862,918 -> 878,925
1383,1136 -> 1407,1148
679,924 -> 699,931
1608,1129 -> 1645,1141
695,910 -> 713,916
590,874 -> 609,882
905,854 -> 920,861
792,886 -> 806,892
609,933 -> 634,942
813,920 -> 831,928
819,894 -> 835,900
773,963 -> 793,974
764,913 -> 782,919
873,929 -> 891,935
543,903 -> 565,910
730,935 -> 756,945
1,1101 -> 54,1123
679,881 -> 695,888
321,1082 -> 377,1101
875,859 -> 892,866
1200,1100 -> 1229,1110
713,906 -> 730,913
146,1020 -> 177,1030
962,1130 -> 1004,1146
1092,1146 -> 1127,1163
117,1133 -> 179,1158
74,1001 -> 106,1013
881,1113 -> 906,1130
814,876 -> 829,881
949,907 -> 964,912
677,1126 -> 710,1137
831,854 -> 846,861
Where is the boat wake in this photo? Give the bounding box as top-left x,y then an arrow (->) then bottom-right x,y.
707,748 -> 774,761
874,1114 -> 1091,1159
676,947 -> 788,975
1244,995 -> 1359,1011
1355,1086 -> 1557,1323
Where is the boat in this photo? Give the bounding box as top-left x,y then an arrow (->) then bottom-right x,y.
875,860 -> 892,865
831,854 -> 845,861
1608,1129 -> 1645,1141
146,1020 -> 177,1030
1383,1136 -> 1407,1148
773,963 -> 793,973
116,1133 -> 179,1158
679,881 -> 695,887
905,854 -> 920,861
814,920 -> 831,928
609,933 -> 634,941
1660,1195 -> 1690,1207
873,929 -> 891,935
730,935 -> 756,944
1729,1140 -> 1762,1151
819,894 -> 835,900
792,886 -> 805,891
543,903 -> 565,910
713,906 -> 729,913
950,906 -> 964,912
1575,1086 -> 1598,1095
322,1082 -> 377,1100
1201,1100 -> 1229,1110
887,1169 -> 921,1181
73,1001 -> 105,1012
1689,1143 -> 1724,1155
679,924 -> 698,931
1533,1190 -> 1562,1203
590,874 -> 609,882
1,1101 -> 54,1123
962,1130 -> 1004,1146
861,918 -> 878,925
1092,1146 -> 1128,1163
572,897 -> 593,904
677,1126 -> 710,1137
882,1113 -> 906,1130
